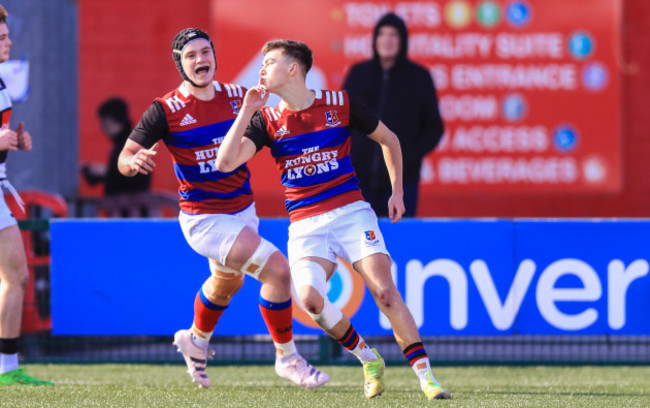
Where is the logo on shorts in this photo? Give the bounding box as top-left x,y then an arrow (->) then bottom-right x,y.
325,110 -> 341,127
364,230 -> 380,247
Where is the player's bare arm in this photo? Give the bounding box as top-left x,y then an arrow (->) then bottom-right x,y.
367,121 -> 405,223
118,139 -> 158,177
215,85 -> 268,172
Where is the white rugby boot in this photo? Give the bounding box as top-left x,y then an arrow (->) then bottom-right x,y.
275,353 -> 329,389
173,329 -> 215,388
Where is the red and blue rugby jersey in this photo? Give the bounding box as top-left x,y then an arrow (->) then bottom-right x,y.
130,81 -> 252,215
0,77 -> 13,171
244,90 -> 379,222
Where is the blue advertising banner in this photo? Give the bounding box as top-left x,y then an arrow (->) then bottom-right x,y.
50,219 -> 650,336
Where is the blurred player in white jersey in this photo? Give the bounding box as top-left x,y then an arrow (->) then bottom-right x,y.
0,4 -> 51,386
216,39 -> 450,400
118,28 -> 327,390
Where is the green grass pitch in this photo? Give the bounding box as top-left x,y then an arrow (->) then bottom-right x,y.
1,364 -> 649,407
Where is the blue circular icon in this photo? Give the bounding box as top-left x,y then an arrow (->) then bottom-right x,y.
328,269 -> 343,299
553,126 -> 578,152
502,94 -> 526,122
582,62 -> 608,92
568,31 -> 594,59
506,1 -> 531,27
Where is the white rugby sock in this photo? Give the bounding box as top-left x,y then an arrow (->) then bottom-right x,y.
412,357 -> 439,385
275,340 -> 298,361
0,352 -> 18,374
191,324 -> 213,350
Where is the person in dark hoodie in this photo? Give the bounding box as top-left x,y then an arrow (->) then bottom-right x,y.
82,97 -> 151,196
343,12 -> 444,217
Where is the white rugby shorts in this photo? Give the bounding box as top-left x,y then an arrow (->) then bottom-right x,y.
0,183 -> 17,231
179,202 -> 259,266
287,200 -> 390,266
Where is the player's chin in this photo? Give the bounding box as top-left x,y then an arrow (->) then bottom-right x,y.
191,76 -> 213,88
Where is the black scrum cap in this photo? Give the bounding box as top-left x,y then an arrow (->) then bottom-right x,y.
171,28 -> 215,86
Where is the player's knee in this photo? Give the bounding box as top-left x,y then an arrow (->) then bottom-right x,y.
18,271 -> 29,291
12,271 -> 29,292
297,286 -> 324,315
228,274 -> 246,294
260,252 -> 291,288
309,299 -> 343,331
374,286 -> 401,310
240,239 -> 279,280
292,260 -> 327,313
4,258 -> 29,290
291,259 -> 343,329
203,274 -> 244,302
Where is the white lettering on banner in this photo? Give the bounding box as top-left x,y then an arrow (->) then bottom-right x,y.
495,33 -> 565,59
403,259 -> 468,330
608,259 -> 649,329
437,157 -> 578,184
343,2 -> 441,28
429,65 -> 448,90
536,259 -> 601,330
394,2 -> 441,28
440,95 -> 498,121
343,3 -> 393,28
409,33 -> 493,59
470,260 -> 536,330
390,258 -> 649,332
451,64 -> 577,91
450,126 -> 548,153
343,35 -> 372,59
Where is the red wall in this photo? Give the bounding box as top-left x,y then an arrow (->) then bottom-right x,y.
79,1 -> 650,217
79,0 -> 210,197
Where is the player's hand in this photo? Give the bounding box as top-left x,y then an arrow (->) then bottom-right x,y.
387,194 -> 405,223
129,143 -> 159,175
242,84 -> 269,112
15,122 -> 32,151
0,128 -> 17,151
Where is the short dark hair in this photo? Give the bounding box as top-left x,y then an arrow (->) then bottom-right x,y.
0,5 -> 8,25
262,39 -> 313,76
98,97 -> 129,123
